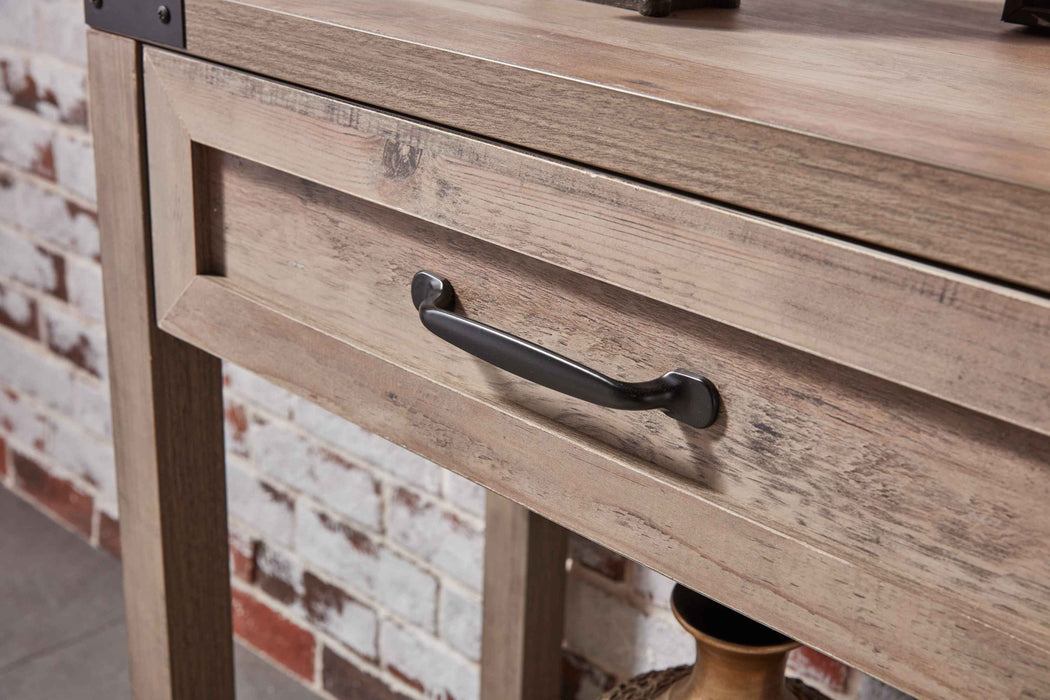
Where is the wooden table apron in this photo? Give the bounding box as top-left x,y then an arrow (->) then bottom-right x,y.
85,0 -> 1050,696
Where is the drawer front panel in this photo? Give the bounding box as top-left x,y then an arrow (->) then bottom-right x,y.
205,147 -> 1050,647
143,48 -> 1050,438
142,48 -> 1050,698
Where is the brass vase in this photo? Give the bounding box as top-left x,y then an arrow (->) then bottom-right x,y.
604,585 -> 825,700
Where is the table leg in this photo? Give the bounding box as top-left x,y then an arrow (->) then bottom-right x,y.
481,492 -> 569,699
88,30 -> 234,700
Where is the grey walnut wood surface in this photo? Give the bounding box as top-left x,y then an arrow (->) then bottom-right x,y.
144,49 -> 1050,438
84,2 -> 1050,698
88,30 -> 233,700
183,0 -> 1050,294
136,44 -> 1050,700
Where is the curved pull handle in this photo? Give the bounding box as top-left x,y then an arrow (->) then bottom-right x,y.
411,271 -> 719,428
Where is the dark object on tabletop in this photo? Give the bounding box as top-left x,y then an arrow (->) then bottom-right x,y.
1002,0 -> 1050,27
583,0 -> 740,18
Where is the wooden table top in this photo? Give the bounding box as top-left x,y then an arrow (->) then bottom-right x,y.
186,0 -> 1050,293
256,0 -> 1050,190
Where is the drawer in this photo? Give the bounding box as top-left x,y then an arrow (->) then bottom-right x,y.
142,48 -> 1050,697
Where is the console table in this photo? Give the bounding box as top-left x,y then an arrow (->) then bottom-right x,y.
85,0 -> 1050,697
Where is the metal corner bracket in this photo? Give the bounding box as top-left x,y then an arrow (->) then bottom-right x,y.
84,0 -> 185,48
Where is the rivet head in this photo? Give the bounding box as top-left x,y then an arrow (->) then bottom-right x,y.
157,4 -> 171,23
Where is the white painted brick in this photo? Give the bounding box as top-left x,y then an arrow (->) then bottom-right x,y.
0,380 -> 114,506
0,48 -> 12,106
226,462 -> 295,548
0,280 -> 38,336
0,109 -> 53,177
439,585 -> 481,661
71,372 -> 110,438
565,576 -> 693,678
379,618 -> 479,700
43,303 -> 108,378
36,0 -> 87,65
0,0 -> 36,49
2,175 -> 99,257
387,487 -> 484,591
632,564 -> 675,610
251,418 -> 382,531
52,133 -> 94,201
49,417 -> 116,508
255,541 -> 303,596
0,332 -> 62,405
250,540 -> 380,660
300,570 -> 378,660
0,224 -> 65,299
293,398 -> 443,494
296,506 -> 437,631
65,257 -> 103,321
0,384 -> 54,450
2,347 -> 113,439
442,470 -> 487,518
228,523 -> 258,578
0,283 -> 34,323
0,167 -> 13,205
0,52 -> 88,125
223,362 -> 296,419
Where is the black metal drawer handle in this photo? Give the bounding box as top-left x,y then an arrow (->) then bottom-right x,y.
412,271 -> 719,428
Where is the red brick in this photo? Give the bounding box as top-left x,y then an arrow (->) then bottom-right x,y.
10,70 -> 47,113
224,402 -> 249,458
303,571 -> 378,661
322,646 -> 410,700
44,307 -> 106,378
98,511 -> 121,558
788,646 -> 851,694
31,141 -> 55,181
12,451 -> 92,536
231,588 -> 315,681
254,543 -> 298,607
229,530 -> 258,582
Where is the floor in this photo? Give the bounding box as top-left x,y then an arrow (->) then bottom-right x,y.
0,487 -> 317,699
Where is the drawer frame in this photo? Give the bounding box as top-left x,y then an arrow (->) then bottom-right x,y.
132,43 -> 1050,700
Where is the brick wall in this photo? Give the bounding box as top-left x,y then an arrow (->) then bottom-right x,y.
0,2 -> 912,699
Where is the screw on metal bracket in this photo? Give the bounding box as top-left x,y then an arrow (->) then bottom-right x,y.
84,0 -> 184,48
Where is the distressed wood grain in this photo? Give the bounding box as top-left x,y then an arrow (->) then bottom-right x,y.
182,0 -> 1050,293
136,40 -> 1050,700
145,48 -> 1050,437
159,273 -> 1050,700
197,150 -> 1050,660
88,31 -> 233,700
481,495 -> 568,699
